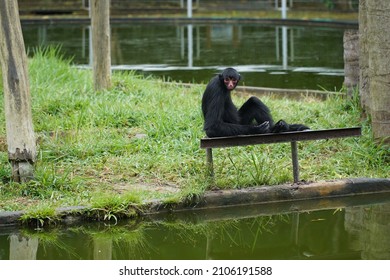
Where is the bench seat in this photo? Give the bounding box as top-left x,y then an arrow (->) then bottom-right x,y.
200,127 -> 362,183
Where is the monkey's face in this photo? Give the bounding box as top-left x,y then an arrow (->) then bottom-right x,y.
223,77 -> 239,91
220,68 -> 241,91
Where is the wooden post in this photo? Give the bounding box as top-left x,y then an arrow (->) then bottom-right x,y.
90,0 -> 111,91
359,0 -> 371,116
343,29 -> 359,98
366,0 -> 390,144
0,0 -> 36,182
291,141 -> 299,183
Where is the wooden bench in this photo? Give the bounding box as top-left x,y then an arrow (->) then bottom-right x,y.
200,127 -> 362,183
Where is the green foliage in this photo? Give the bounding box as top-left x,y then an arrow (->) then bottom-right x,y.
89,193 -> 142,223
20,203 -> 60,227
0,48 -> 388,222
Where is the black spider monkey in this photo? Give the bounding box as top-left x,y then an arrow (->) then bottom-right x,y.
201,67 -> 309,138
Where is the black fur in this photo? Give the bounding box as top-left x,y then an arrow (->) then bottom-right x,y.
201,68 -> 309,137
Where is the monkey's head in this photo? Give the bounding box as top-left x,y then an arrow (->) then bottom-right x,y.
219,67 -> 241,91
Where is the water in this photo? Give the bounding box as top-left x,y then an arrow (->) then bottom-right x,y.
1,194 -> 390,260
21,22 -> 346,90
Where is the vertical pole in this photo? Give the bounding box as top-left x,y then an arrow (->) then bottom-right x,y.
281,0 -> 287,19
89,26 -> 93,67
291,141 -> 299,183
282,26 -> 288,69
187,24 -> 193,68
187,0 -> 192,18
180,26 -> 185,59
275,27 -> 280,61
206,148 -> 214,177
290,212 -> 300,245
88,0 -> 91,17
196,26 -> 200,59
281,0 -> 288,70
290,28 -> 295,62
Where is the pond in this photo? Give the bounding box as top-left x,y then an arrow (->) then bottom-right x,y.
1,193 -> 390,260
21,22 -> 347,90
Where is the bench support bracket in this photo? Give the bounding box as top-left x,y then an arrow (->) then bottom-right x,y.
291,141 -> 299,183
206,148 -> 214,177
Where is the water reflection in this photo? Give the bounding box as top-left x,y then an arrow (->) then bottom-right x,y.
22,22 -> 345,90
1,195 -> 390,260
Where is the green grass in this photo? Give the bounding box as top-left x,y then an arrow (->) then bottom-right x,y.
0,48 -> 388,221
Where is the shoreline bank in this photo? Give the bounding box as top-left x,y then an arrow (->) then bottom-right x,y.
1,177 -> 389,227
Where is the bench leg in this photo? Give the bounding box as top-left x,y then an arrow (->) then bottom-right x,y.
291,141 -> 299,183
206,148 -> 214,177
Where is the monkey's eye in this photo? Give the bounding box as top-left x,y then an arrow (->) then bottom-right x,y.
224,78 -> 237,83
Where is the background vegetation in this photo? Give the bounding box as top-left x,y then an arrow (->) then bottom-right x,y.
0,49 -> 388,218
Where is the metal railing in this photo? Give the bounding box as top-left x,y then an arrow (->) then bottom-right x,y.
18,0 -> 359,15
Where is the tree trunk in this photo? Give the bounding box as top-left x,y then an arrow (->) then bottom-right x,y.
90,0 -> 111,91
359,0 -> 371,116
367,0 -> 390,144
343,29 -> 359,98
0,0 -> 36,182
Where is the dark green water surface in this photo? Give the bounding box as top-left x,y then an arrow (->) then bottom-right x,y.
21,22 -> 346,90
1,194 -> 390,260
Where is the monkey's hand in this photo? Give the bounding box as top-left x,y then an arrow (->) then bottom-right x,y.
254,121 -> 270,134
271,119 -> 290,133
